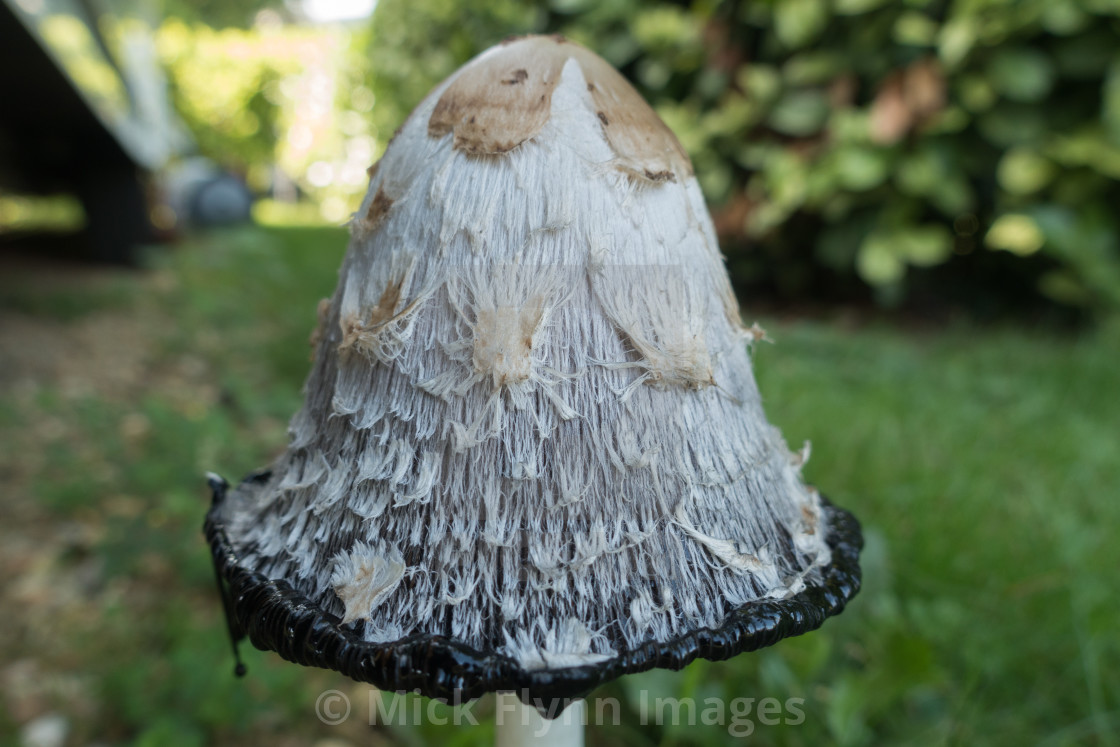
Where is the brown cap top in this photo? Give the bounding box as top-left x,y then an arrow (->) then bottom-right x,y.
427,35 -> 693,183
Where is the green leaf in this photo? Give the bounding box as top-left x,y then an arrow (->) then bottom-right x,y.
987,48 -> 1055,103
856,222 -> 953,285
957,74 -> 996,112
774,0 -> 829,49
738,64 -> 782,104
833,146 -> 891,191
784,51 -> 847,86
895,146 -> 973,215
893,12 -> 939,47
1041,3 -> 1090,35
768,90 -> 829,136
997,148 -> 1056,195
938,19 -> 975,68
858,232 -> 906,285
897,225 -> 953,266
986,214 -> 1045,255
631,6 -> 696,50
1046,128 -> 1120,179
1039,270 -> 1092,306
764,150 -> 810,209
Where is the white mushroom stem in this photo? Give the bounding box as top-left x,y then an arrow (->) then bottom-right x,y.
495,695 -> 585,747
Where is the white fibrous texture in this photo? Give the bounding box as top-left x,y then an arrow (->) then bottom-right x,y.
219,45 -> 832,672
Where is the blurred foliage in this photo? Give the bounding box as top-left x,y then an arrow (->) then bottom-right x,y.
155,20 -> 376,221
0,194 -> 85,235
368,0 -> 1120,317
156,0 -> 277,29
156,21 -> 290,174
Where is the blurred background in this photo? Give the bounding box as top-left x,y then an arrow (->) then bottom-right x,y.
0,0 -> 1117,745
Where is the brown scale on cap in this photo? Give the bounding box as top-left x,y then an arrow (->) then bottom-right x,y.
349,185 -> 395,239
339,277 -> 405,353
427,35 -> 693,183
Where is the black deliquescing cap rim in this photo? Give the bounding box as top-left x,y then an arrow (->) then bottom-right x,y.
204,472 -> 862,714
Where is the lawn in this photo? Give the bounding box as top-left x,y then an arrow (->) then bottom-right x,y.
1,225 -> 1116,746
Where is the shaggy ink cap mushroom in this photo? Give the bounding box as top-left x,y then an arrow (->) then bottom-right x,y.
205,34 -> 862,714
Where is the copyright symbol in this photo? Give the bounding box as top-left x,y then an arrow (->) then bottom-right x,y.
316,689 -> 351,725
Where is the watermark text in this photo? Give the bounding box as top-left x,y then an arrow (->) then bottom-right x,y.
314,688 -> 806,738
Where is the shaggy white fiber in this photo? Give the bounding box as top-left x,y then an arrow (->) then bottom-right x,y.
218,36 -> 832,671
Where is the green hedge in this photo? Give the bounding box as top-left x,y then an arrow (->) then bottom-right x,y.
367,0 -> 1120,317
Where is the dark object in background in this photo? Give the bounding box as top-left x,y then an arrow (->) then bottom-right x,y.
0,0 -> 185,263
163,157 -> 254,229
188,173 -> 253,227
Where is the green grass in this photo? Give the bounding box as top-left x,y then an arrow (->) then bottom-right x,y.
0,269 -> 138,321
1,225 -> 1116,746
751,321 -> 1120,745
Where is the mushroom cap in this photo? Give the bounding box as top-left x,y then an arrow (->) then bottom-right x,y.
206,35 -> 861,709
